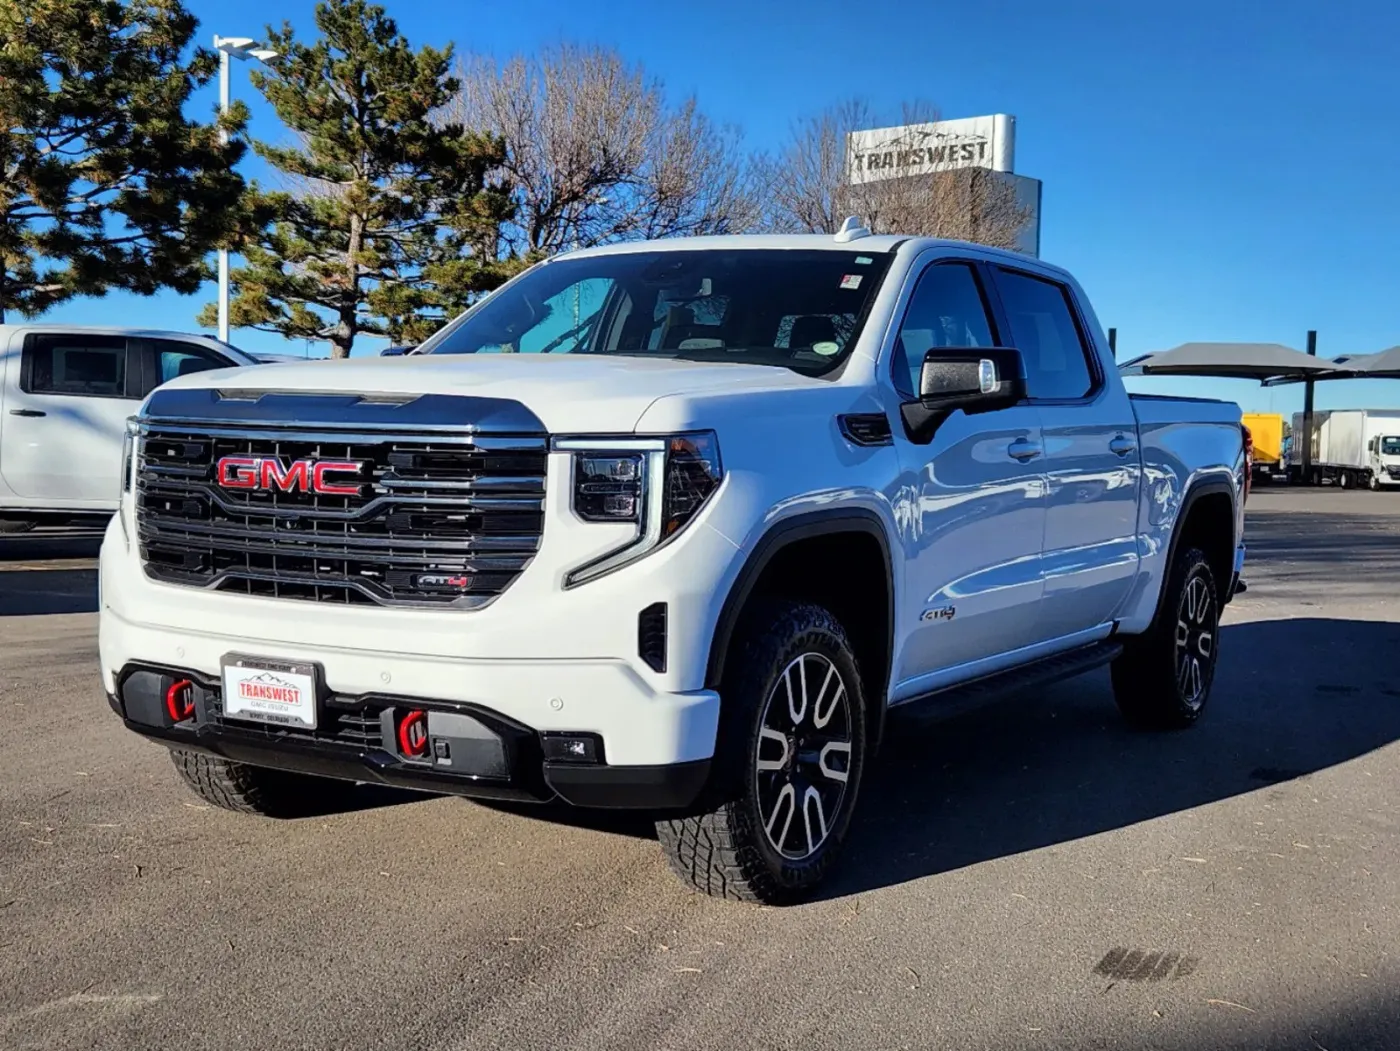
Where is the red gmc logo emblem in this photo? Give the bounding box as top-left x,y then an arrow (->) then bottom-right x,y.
215,456 -> 363,495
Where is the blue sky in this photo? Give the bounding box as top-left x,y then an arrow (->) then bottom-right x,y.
44,0 -> 1400,414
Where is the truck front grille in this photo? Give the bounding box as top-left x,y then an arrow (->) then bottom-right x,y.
135,426 -> 547,609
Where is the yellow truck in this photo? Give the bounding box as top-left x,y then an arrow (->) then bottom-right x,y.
1242,413 -> 1286,483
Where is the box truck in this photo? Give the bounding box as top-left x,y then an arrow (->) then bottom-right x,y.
1288,409 -> 1400,489
1241,413 -> 1286,483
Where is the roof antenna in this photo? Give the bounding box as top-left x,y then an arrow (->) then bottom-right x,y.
833,216 -> 871,243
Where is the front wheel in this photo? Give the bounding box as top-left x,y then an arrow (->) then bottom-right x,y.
1370,473 -> 1382,492
656,601 -> 867,904
1111,547 -> 1220,730
170,750 -> 339,817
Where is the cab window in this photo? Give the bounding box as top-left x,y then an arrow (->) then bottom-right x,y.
993,268 -> 1098,401
21,335 -> 134,398
890,262 -> 997,396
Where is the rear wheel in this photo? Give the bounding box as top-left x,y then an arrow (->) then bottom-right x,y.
656,601 -> 867,904
1111,547 -> 1220,730
170,750 -> 337,817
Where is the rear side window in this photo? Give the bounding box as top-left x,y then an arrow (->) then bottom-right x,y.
994,269 -> 1097,401
151,341 -> 231,387
891,262 -> 997,396
22,335 -> 132,398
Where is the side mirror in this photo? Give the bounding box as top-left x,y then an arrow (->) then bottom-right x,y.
900,347 -> 1027,443
380,344 -> 418,357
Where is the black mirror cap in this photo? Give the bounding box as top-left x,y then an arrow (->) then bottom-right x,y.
917,346 -> 1026,410
380,344 -> 418,357
900,346 -> 1027,443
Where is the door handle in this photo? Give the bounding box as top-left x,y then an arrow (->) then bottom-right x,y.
8,408 -> 46,418
1108,434 -> 1137,457
1007,437 -> 1043,462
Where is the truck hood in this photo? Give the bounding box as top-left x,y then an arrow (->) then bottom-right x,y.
159,353 -> 828,432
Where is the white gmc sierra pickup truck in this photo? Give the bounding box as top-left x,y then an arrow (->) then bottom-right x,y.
100,227 -> 1247,904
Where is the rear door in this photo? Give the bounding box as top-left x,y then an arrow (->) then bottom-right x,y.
134,338 -> 242,393
987,267 -> 1140,640
886,256 -> 1048,697
0,333 -> 140,506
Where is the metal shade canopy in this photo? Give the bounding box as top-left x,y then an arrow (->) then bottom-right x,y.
1333,346 -> 1400,377
1118,342 -> 1345,380
1261,345 -> 1400,386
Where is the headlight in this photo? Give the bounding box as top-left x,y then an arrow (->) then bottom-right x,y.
120,417 -> 139,496
118,417 -> 140,547
555,432 -> 723,586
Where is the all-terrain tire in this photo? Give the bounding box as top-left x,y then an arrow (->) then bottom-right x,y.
1111,547 -> 1220,730
656,601 -> 867,905
171,750 -> 335,817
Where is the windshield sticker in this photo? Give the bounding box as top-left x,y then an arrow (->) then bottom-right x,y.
839,274 -> 863,290
855,256 -> 873,265
811,341 -> 841,356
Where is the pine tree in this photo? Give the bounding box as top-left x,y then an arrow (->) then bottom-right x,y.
0,0 -> 249,323
206,0 -> 516,357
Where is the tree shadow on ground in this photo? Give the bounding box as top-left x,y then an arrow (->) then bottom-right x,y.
0,530 -> 102,616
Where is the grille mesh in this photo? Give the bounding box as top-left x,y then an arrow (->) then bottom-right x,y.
136,427 -> 546,608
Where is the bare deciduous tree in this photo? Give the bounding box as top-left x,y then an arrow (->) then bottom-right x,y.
446,44 -> 759,254
756,99 -> 1032,250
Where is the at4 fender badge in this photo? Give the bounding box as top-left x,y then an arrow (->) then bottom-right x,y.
921,605 -> 956,622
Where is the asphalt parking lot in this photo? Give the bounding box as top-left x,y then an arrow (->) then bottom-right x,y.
2,489 -> 1398,1051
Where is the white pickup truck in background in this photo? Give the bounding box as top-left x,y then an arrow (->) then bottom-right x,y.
0,326 -> 261,532
100,229 -> 1248,903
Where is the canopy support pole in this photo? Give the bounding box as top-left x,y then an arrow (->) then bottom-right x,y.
1302,329 -> 1317,483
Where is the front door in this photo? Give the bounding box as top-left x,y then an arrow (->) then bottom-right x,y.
885,258 -> 1048,700
0,333 -> 140,507
988,266 -> 1140,639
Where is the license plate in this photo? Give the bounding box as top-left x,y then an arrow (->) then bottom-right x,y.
221,655 -> 319,729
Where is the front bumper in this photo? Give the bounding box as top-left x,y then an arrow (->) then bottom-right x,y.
100,506 -> 726,802
109,662 -> 711,809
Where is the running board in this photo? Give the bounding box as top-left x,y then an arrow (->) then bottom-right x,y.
892,640 -> 1124,724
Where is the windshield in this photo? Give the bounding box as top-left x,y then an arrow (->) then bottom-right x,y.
1382,437 -> 1400,456
424,249 -> 893,373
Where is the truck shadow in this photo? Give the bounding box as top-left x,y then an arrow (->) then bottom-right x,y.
465,616 -> 1400,891
823,615 -> 1400,900
0,530 -> 103,616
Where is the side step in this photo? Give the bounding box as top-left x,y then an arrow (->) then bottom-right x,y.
893,640 -> 1124,725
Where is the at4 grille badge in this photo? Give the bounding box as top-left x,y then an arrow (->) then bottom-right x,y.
215,456 -> 363,495
414,573 -> 474,592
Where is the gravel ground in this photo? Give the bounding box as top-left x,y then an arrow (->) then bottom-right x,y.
1,487 -> 1397,1051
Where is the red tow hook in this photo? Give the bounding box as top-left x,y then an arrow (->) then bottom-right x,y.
165,679 -> 195,722
397,710 -> 429,758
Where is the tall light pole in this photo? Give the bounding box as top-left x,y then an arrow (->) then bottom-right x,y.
213,34 -> 279,343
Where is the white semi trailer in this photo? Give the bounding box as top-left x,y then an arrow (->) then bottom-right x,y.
1289,409 -> 1400,489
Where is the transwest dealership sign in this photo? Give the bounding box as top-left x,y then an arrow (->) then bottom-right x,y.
847,114 -> 1016,185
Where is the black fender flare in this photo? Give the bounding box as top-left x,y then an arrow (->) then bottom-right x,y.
704,507 -> 895,754
1150,477 -> 1237,625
